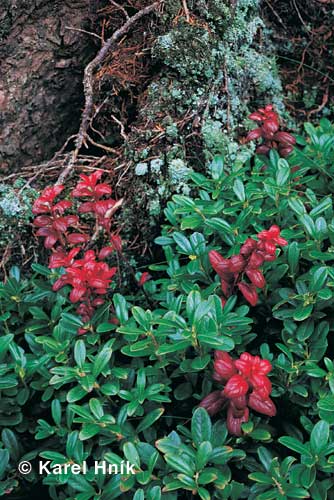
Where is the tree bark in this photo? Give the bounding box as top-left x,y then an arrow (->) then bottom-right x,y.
0,0 -> 99,172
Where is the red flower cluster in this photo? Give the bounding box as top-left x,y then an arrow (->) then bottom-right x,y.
32,171 -> 122,330
200,351 -> 276,436
209,225 -> 287,307
245,104 -> 296,158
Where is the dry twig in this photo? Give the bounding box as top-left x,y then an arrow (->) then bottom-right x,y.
57,1 -> 162,185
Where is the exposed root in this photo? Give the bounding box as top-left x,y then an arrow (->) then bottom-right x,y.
56,1 -> 163,185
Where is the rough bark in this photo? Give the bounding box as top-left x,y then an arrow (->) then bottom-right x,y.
0,0 -> 99,172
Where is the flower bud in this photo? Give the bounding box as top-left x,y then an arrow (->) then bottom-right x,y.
237,282 -> 258,306
199,390 -> 226,416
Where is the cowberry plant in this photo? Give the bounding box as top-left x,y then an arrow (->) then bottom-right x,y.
0,115 -> 334,499
32,171 -> 122,332
245,104 -> 296,158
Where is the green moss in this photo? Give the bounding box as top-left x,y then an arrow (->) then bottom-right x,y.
121,0 -> 286,240
0,181 -> 38,250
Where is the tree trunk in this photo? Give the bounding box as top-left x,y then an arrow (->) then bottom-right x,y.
0,0 -> 99,172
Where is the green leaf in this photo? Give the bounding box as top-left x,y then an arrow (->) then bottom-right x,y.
0,334 -> 14,355
79,424 -> 101,440
172,232 -> 193,254
276,159 -> 290,186
123,442 -> 140,468
310,267 -> 328,292
74,340 -> 86,368
92,347 -> 112,377
113,293 -> 128,323
196,441 -> 212,470
310,421 -> 329,455
233,179 -> 245,201
165,454 -> 195,476
0,449 -> 9,478
51,400 -> 61,426
156,340 -> 190,355
67,386 -> 87,403
288,242 -> 300,275
137,408 -> 164,433
191,408 -> 212,447
278,436 -> 312,457
293,304 -> 313,321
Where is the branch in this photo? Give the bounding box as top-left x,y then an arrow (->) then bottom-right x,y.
57,1 -> 162,185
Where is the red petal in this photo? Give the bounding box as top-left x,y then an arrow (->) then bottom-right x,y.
279,146 -> 294,157
199,391 -> 226,416
248,392 -> 276,417
273,131 -> 296,146
229,255 -> 246,273
94,184 -> 112,197
98,247 -> 114,259
67,233 -> 90,244
209,250 -> 232,278
138,272 -> 151,286
226,404 -> 249,436
246,269 -> 266,288
70,287 -> 87,303
245,128 -> 263,142
237,282 -> 258,306
223,374 -> 249,398
213,352 -> 237,381
248,111 -> 264,122
262,119 -> 279,135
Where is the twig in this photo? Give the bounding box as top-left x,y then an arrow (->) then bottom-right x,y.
65,26 -> 102,40
263,0 -> 285,28
56,1 -> 162,185
182,0 -> 190,22
291,0 -> 310,32
109,0 -> 130,20
110,114 -> 128,141
307,87 -> 329,119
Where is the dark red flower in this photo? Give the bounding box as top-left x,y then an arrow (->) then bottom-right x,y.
227,404 -> 249,436
199,390 -> 226,416
213,351 -> 237,382
209,250 -> 232,279
246,105 -> 295,158
237,282 -> 258,307
248,391 -> 276,417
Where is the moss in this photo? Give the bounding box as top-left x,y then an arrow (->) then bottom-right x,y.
0,181 -> 38,251
118,0 -> 286,243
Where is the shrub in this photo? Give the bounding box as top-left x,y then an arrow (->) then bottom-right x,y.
0,117 -> 334,499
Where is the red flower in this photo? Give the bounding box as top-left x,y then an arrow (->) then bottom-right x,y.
49,247 -> 81,269
246,105 -> 295,158
257,225 -> 288,247
138,272 -> 151,286
237,282 -> 258,307
223,374 -> 249,398
213,351 -> 237,381
248,391 -> 276,417
199,390 -> 226,416
71,170 -> 112,199
32,185 -> 65,214
33,170 -> 121,328
208,250 -> 232,279
200,351 -> 276,436
209,226 -> 287,307
227,404 -> 249,436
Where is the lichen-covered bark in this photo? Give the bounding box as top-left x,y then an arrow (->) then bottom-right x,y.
0,0 -> 99,172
